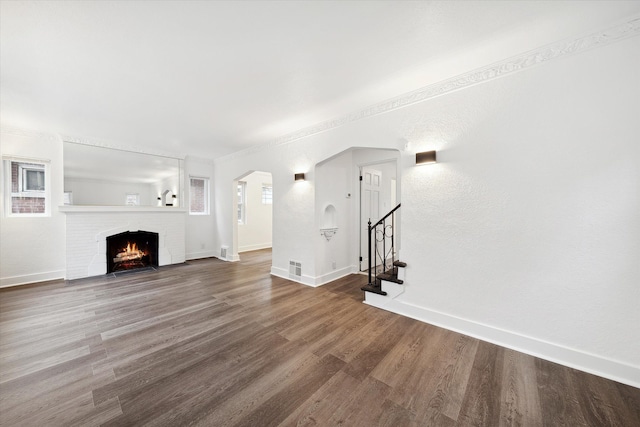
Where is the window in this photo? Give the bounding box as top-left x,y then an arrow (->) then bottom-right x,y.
125,193 -> 140,206
261,184 -> 272,204
189,177 -> 209,215
22,166 -> 44,192
237,181 -> 246,224
4,158 -> 49,216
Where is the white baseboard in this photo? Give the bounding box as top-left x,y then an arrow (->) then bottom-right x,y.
0,270 -> 65,288
270,266 -> 315,286
238,243 -> 272,253
312,266 -> 358,286
365,298 -> 640,389
185,250 -> 218,260
270,265 -> 357,288
226,253 -> 240,262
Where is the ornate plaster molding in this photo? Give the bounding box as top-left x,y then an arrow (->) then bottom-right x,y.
219,15 -> 640,162
320,227 -> 338,241
0,125 -> 60,143
61,134 -> 185,160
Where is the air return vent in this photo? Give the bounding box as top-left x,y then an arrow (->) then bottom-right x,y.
220,246 -> 228,259
289,260 -> 302,277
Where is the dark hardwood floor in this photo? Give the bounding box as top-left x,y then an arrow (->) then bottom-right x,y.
1,249 -> 638,426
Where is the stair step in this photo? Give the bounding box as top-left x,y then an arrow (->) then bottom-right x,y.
393,261 -> 407,268
361,284 -> 387,296
377,273 -> 404,284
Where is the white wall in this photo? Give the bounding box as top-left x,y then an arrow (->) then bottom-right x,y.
0,128 -> 66,286
64,177 -> 155,206
184,156 -> 216,260
238,171 -> 272,253
397,35 -> 640,386
315,150 -> 354,283
212,35 -> 640,385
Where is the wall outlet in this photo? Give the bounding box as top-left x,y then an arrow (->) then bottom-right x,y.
332,261 -> 336,270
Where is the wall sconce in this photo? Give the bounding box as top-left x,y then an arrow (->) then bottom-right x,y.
416,150 -> 437,165
294,173 -> 305,181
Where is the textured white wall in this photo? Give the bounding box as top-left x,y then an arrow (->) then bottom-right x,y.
212,35 -> 640,384
0,128 -> 66,286
238,171 -> 272,253
397,35 -> 640,382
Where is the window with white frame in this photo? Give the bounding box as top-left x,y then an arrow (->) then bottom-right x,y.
125,193 -> 140,206
261,184 -> 272,204
237,181 -> 246,224
189,177 -> 210,215
3,158 -> 50,216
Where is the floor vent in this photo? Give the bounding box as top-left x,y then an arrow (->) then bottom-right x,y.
220,246 -> 228,259
289,260 -> 302,277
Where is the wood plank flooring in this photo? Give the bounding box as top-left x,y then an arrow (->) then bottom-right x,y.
1,249 -> 638,426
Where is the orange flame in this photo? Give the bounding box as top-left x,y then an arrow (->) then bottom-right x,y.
116,242 -> 146,258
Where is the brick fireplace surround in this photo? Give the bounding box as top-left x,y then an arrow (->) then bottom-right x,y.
60,206 -> 186,280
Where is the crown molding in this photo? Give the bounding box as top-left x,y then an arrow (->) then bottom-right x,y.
61,134 -> 185,160
0,125 -> 60,143
219,15 -> 640,162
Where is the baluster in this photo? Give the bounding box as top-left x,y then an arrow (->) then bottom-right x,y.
391,211 -> 395,268
382,218 -> 386,274
367,219 -> 372,286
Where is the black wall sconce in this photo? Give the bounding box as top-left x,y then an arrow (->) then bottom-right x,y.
416,150 -> 437,165
294,173 -> 305,181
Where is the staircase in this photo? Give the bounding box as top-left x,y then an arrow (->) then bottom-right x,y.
361,203 -> 407,305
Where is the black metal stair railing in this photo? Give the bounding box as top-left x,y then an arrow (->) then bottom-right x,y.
361,203 -> 401,295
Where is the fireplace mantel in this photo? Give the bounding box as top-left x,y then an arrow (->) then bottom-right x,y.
59,205 -> 187,213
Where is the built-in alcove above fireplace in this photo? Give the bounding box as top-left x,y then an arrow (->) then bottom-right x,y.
107,231 -> 158,273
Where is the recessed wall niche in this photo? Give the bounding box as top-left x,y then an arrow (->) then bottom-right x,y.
63,141 -> 183,207
320,204 -> 338,241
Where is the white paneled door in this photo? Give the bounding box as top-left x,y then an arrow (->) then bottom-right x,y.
360,166 -> 382,271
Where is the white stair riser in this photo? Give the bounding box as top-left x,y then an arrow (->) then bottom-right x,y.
380,280 -> 404,299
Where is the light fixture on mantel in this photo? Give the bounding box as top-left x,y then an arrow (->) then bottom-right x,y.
416,150 -> 437,165
294,173 -> 305,181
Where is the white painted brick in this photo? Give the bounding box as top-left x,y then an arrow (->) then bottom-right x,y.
64,209 -> 186,280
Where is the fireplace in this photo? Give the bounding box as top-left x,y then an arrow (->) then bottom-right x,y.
106,231 -> 159,273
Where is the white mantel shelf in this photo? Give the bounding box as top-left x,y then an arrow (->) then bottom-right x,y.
59,205 -> 187,213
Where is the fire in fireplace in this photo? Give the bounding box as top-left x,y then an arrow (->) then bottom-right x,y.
106,231 -> 159,273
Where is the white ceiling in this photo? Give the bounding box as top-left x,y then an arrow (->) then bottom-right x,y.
2,1 -> 639,160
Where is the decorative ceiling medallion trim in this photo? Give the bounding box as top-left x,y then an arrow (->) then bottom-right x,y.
62,134 -> 185,160
0,126 -> 60,142
221,15 -> 640,162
